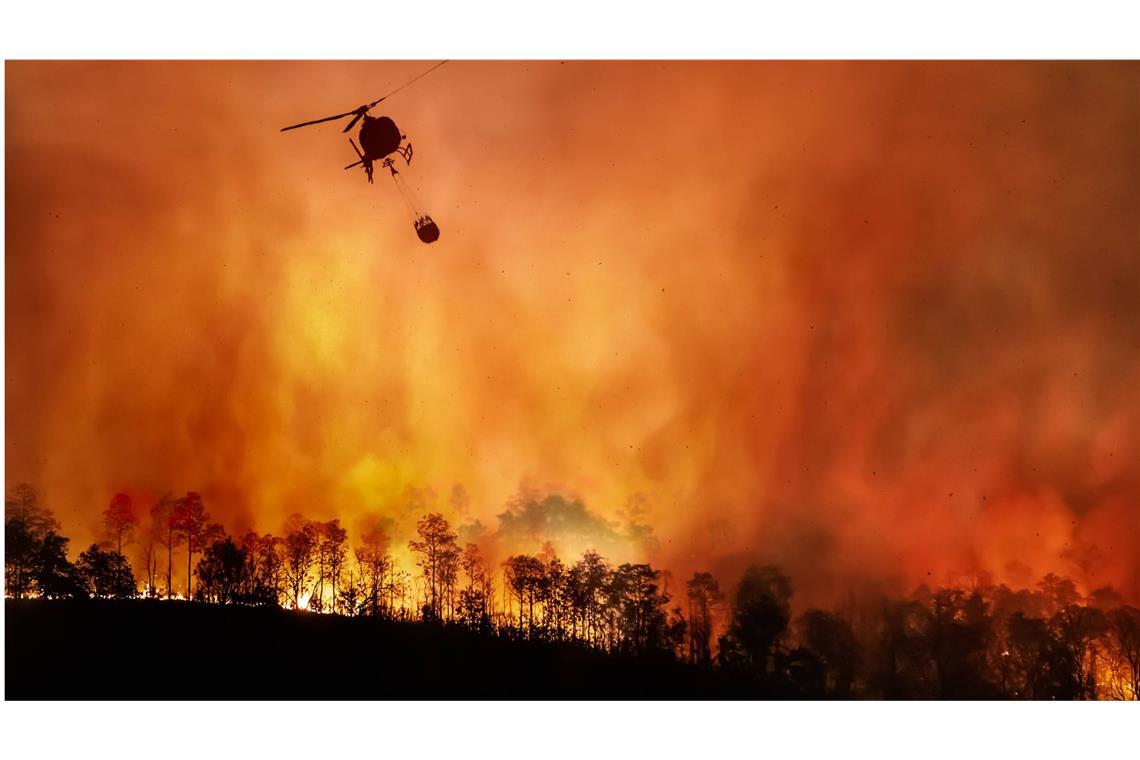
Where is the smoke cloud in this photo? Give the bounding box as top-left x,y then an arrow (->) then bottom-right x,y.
6,61 -> 1139,604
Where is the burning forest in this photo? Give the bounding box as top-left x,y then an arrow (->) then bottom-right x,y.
5,60 -> 1140,699
5,483 -> 1140,699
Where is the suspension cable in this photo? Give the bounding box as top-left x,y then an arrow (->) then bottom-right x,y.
368,60 -> 449,108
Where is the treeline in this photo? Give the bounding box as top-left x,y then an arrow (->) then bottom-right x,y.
5,483 -> 1140,699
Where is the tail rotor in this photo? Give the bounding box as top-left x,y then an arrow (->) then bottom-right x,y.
344,138 -> 373,183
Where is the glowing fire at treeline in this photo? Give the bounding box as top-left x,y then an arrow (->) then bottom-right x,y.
5,482 -> 1140,699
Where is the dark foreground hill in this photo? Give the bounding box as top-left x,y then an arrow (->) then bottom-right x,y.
6,599 -> 774,699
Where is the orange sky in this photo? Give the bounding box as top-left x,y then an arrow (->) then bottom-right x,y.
6,61 -> 1140,604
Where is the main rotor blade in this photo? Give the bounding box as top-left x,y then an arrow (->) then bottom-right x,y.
342,110 -> 365,133
280,61 -> 447,133
280,109 -> 360,132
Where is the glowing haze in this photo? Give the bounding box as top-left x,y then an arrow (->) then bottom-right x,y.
6,61 -> 1139,604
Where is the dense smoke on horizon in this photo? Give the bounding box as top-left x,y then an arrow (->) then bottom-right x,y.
6,61 -> 1140,605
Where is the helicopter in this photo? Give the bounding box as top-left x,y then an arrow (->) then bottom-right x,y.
281,104 -> 411,185
279,61 -> 447,244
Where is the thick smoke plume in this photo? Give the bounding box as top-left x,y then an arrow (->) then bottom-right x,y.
7,61 -> 1139,604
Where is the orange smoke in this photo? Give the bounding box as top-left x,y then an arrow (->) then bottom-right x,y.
6,61 -> 1140,604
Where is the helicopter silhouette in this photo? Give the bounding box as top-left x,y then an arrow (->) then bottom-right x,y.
281,101 -> 412,184
279,61 -> 447,243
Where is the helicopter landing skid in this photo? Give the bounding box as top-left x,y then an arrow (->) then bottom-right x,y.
395,143 -> 413,165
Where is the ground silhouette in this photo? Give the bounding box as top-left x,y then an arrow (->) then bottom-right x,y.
5,598 -> 774,699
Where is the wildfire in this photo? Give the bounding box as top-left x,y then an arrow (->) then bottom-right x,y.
5,60 -> 1140,609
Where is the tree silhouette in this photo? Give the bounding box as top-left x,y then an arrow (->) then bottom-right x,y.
1000,610 -> 1069,699
102,493 -> 137,554
1038,573 -> 1082,614
502,554 -> 545,633
194,535 -> 249,604
240,532 -> 285,605
539,544 -> 568,639
33,531 -> 86,599
5,484 -> 69,599
312,519 -> 348,613
408,513 -> 458,621
568,550 -> 608,646
460,543 -> 485,591
868,598 -> 938,698
6,514 -> 40,598
927,588 -> 995,698
5,483 -> 59,536
611,563 -> 670,655
686,571 -> 722,667
458,543 -> 490,629
77,544 -> 137,598
718,565 -> 792,678
138,517 -> 161,597
171,492 -> 222,600
797,609 -> 859,697
284,514 -> 318,609
1051,603 -> 1109,699
325,521 -> 349,613
355,527 -> 393,618
340,562 -> 363,616
666,606 -> 688,659
439,539 -> 461,621
1105,606 -> 1140,700
150,493 -> 181,599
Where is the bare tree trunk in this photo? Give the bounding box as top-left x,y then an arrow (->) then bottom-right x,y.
430,548 -> 437,618
149,550 -> 158,596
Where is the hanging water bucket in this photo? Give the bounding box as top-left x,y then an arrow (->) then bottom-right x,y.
415,215 -> 440,244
